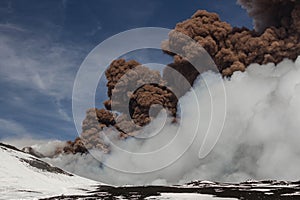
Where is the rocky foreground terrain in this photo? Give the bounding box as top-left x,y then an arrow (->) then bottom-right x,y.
1,142 -> 300,200
41,180 -> 300,200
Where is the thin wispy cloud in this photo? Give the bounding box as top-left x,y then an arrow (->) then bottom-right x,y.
0,34 -> 77,99
0,23 -> 27,32
0,118 -> 30,138
0,23 -> 82,139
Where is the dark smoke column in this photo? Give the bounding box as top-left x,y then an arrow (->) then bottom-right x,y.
60,59 -> 179,155
103,59 -> 178,130
237,0 -> 300,33
60,2 -> 300,155
164,1 -> 300,83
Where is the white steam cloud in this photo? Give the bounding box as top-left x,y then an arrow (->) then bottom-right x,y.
32,56 -> 300,185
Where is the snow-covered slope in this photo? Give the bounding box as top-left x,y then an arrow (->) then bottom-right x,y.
0,143 -> 232,200
0,143 -> 100,200
1,142 -> 300,200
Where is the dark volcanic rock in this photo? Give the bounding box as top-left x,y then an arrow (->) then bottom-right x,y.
0,143 -> 73,176
41,180 -> 300,200
22,147 -> 45,158
20,158 -> 73,176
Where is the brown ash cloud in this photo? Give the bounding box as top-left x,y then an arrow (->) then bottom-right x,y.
59,1 -> 300,155
165,2 -> 300,81
237,0 -> 300,32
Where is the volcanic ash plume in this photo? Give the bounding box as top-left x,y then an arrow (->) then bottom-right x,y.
55,59 -> 179,156
44,57 -> 300,185
164,7 -> 300,83
104,59 -> 177,128
52,1 -> 300,155
23,1 -> 300,185
237,0 -> 300,32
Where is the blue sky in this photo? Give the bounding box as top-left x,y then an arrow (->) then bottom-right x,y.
0,0 -> 252,140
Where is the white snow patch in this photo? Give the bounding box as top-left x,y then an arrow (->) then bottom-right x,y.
281,192 -> 300,196
146,193 -> 237,199
0,145 -> 102,199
